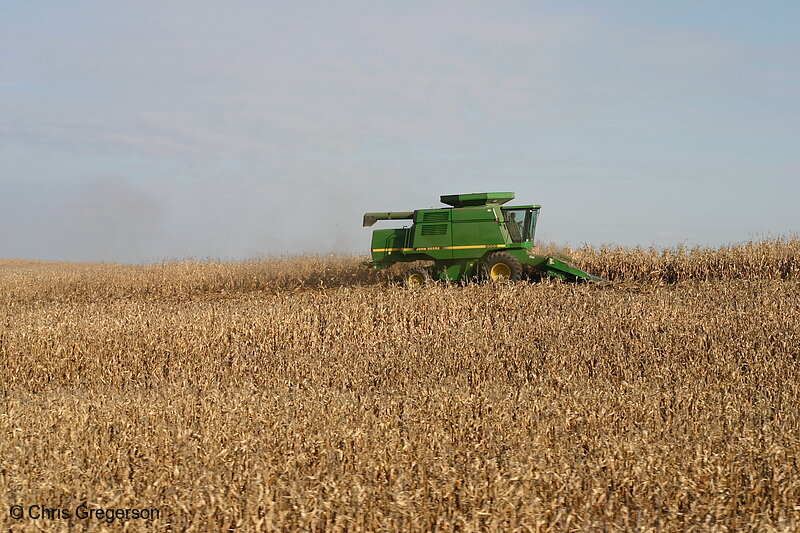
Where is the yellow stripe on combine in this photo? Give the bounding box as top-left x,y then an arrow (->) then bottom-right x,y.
371,244 -> 507,253
451,244 -> 507,250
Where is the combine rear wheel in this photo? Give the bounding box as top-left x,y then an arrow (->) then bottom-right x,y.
482,252 -> 523,283
403,267 -> 431,289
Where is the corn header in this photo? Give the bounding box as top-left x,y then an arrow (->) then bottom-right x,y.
363,192 -> 602,287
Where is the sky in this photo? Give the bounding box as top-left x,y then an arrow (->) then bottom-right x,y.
1,1 -> 798,263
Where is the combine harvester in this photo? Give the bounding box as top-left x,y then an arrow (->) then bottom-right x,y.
363,192 -> 603,287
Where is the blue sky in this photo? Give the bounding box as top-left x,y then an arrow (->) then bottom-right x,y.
2,1 -> 798,262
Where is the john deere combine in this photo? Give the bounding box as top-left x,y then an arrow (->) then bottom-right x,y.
363,192 -> 602,287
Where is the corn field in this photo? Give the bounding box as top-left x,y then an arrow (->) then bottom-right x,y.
1,239 -> 799,531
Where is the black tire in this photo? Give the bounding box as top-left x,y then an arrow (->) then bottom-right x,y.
403,267 -> 431,289
481,252 -> 523,282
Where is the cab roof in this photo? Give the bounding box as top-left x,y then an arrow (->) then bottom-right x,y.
504,205 -> 541,210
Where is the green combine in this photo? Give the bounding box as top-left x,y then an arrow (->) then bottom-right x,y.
363,192 -> 603,287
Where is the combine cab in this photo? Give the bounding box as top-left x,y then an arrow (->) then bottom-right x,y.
363,192 -> 603,286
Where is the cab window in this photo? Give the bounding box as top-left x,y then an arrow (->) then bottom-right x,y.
502,209 -> 536,243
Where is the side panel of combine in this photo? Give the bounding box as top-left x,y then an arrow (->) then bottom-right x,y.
412,209 -> 453,260
370,228 -> 409,263
450,206 -> 511,260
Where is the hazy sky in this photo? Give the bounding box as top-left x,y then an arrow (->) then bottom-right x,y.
2,1 -> 798,263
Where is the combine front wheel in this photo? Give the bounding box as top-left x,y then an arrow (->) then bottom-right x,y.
483,252 -> 523,283
404,267 -> 431,289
